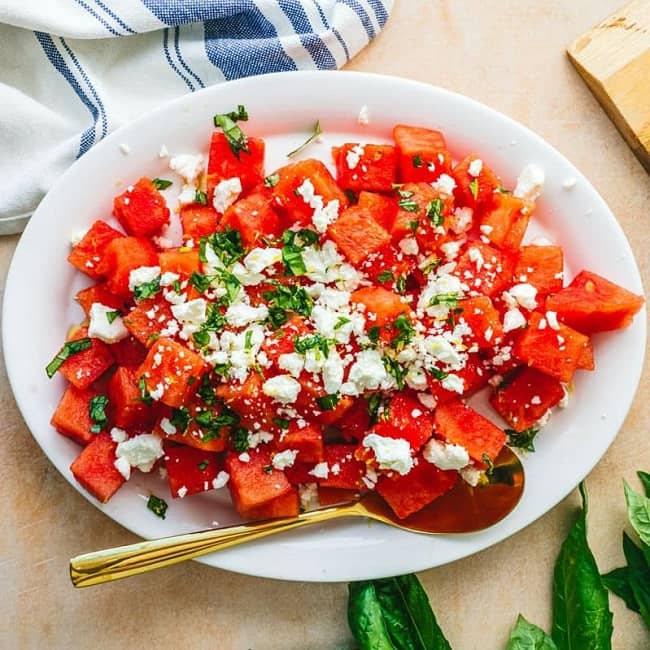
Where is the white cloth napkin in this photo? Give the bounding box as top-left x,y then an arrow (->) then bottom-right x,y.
0,0 -> 393,234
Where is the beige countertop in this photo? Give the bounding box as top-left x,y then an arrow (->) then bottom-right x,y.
1,1 -> 649,648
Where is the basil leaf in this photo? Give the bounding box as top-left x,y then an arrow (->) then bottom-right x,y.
469,178 -> 479,200
264,172 -> 280,188
638,471 -> 650,498
195,189 -> 208,205
88,394 -> 109,433
282,244 -> 307,276
201,229 -> 245,267
625,481 -> 650,548
152,178 -> 173,190
287,120 -> 322,158
106,310 -> 121,324
316,394 -> 339,411
551,482 -> 613,650
506,426 -> 540,453
602,566 -> 640,613
425,199 -> 444,227
366,574 -> 452,650
46,337 -> 92,378
507,614 -> 557,650
213,105 -> 249,158
133,276 -> 161,302
147,494 -> 168,519
348,581 -> 399,650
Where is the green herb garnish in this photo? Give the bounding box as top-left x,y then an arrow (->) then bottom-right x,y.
382,355 -> 406,390
137,376 -> 153,405
170,407 -> 191,433
429,292 -> 459,309
273,417 -> 290,430
46,338 -> 92,378
133,276 -> 161,302
147,494 -> 168,519
412,154 -> 423,168
152,178 -> 173,190
88,394 -> 109,433
398,198 -> 419,212
390,314 -> 415,348
264,172 -> 280,188
295,333 -> 332,357
469,177 -> 479,200
199,229 -> 245,268
213,105 -> 249,158
287,120 -> 322,158
426,198 -> 444,227
106,310 -> 121,324
376,270 -> 394,284
506,426 -> 540,452
230,427 -> 250,452
198,460 -> 210,471
195,189 -> 208,205
317,394 -> 340,411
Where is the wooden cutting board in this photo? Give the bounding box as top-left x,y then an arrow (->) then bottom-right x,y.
567,0 -> 650,173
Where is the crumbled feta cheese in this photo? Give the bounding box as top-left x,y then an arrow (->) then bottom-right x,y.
238,452 -> 251,463
114,456 -> 131,481
128,266 -> 161,292
417,393 -> 437,409
468,158 -> 483,177
243,247 -> 282,274
441,373 -> 464,394
514,164 -> 545,202
115,434 -> 164,473
278,353 -> 305,378
295,178 -> 340,233
562,177 -> 577,190
357,105 -> 370,125
431,174 -> 457,195
451,207 -> 473,234
88,302 -> 129,344
346,144 -> 365,170
272,449 -> 299,470
159,418 -> 177,435
212,177 -> 242,214
212,471 -> 230,489
110,427 -> 128,443
546,310 -> 560,330
160,271 -> 180,287
262,375 -> 302,404
225,302 -> 268,327
177,485 -> 188,498
460,465 -> 482,486
119,143 -> 131,155
503,307 -> 527,332
362,433 -> 413,475
398,237 -> 419,256
298,483 -> 320,511
159,144 -> 169,158
508,283 -> 538,310
423,439 -> 470,470
346,349 -> 390,395
172,298 -> 207,329
169,153 -> 204,184
309,462 -> 329,479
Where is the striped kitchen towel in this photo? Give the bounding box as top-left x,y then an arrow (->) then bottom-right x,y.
0,0 -> 393,234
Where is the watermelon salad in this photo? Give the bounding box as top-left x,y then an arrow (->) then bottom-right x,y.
48,107 -> 644,523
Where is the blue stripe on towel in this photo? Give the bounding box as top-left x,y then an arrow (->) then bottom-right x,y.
162,28 -> 196,90
203,10 -> 298,80
339,0 -> 375,38
141,0 -> 252,25
73,0 -> 122,36
33,31 -> 98,157
92,0 -> 138,34
277,0 -> 337,69
173,26 -> 205,88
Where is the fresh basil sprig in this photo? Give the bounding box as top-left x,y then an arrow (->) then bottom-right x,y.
213,105 -> 249,158
551,482 -> 613,649
507,614 -> 557,650
46,338 -> 92,378
287,120 -> 322,158
348,574 -> 451,650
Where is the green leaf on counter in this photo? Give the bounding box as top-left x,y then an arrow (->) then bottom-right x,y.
602,566 -> 640,613
637,471 -> 650,497
624,481 -> 650,549
507,614 -> 557,650
551,482 -> 613,650
348,574 -> 451,650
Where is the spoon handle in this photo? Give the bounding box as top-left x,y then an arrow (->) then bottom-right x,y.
70,501 -> 361,587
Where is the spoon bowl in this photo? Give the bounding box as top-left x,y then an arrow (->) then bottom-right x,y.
70,446 -> 524,587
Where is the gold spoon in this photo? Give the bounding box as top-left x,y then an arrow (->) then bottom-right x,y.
70,446 -> 524,587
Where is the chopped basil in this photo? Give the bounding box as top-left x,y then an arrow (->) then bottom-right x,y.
282,244 -> 306,276
482,453 -> 495,475
287,120 -> 322,158
334,316 -> 351,330
366,393 -> 391,426
429,367 -> 448,381
199,229 -> 245,268
264,172 -> 280,188
283,228 -> 320,247
396,189 -> 413,199
273,417 -> 290,430
377,270 -> 394,284
195,409 -> 239,442
382,355 -> 407,390
215,269 -> 241,304
230,427 -> 250,452
195,189 -> 208,205
412,154 -> 423,168
147,494 -> 168,519
263,284 -> 313,325
317,393 -> 340,411
133,276 -> 161,302
88,394 -> 109,433
197,460 -> 210,471
196,374 -> 217,405
146,332 -> 160,346
189,271 -> 212,294
105,310 -> 121,324
426,198 -> 444,227
262,465 -> 273,474
506,426 -> 540,452
398,198 -> 419,212
367,326 -> 381,345
429,292 -> 459,308
152,178 -> 173,190
396,275 -> 407,295
295,333 -> 332,357
170,407 -> 191,433
244,329 -> 253,351
45,338 -> 92,378
137,376 -> 153,405
469,178 -> 479,200
421,256 -> 441,275
390,314 -> 415,348
192,330 -> 211,348
213,105 -> 250,158
408,219 -> 420,232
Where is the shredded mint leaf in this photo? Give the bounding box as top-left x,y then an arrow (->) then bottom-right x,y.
273,417 -> 290,430
106,310 -> 121,324
230,427 -> 250,452
147,494 -> 168,519
412,155 -> 423,168
287,120 -> 322,158
317,394 -> 339,411
282,244 -> 307,276
264,172 -> 280,188
170,406 -> 191,433
137,376 -> 153,405
429,292 -> 458,309
398,198 -> 419,212
133,276 -> 161,302
195,189 -> 208,205
46,338 -> 92,378
213,105 -> 250,158
506,426 -> 540,453
295,333 -> 332,357
88,394 -> 109,433
426,198 -> 444,227
152,178 -> 173,190
377,270 -> 394,284
382,355 -> 406,390
200,229 -> 245,267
